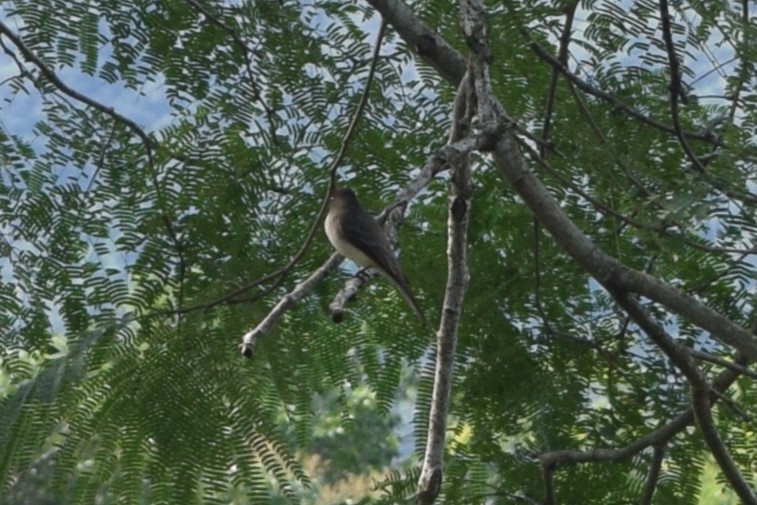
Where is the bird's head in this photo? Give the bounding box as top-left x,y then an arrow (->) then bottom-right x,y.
329,187 -> 360,211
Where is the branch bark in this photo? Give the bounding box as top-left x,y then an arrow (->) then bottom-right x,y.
416,71 -> 473,505
240,253 -> 344,357
658,0 -> 707,173
639,445 -> 665,505
417,2 -> 498,502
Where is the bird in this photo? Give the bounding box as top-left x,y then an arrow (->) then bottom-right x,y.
324,187 -> 427,325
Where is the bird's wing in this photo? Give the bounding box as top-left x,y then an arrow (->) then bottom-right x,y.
337,210 -> 400,275
338,209 -> 428,325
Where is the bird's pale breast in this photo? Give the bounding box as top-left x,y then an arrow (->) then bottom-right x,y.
325,211 -> 376,268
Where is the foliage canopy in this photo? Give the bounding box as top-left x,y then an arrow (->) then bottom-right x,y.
0,0 -> 756,504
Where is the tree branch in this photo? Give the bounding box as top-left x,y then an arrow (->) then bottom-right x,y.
239,253 -> 344,357
539,0 -> 578,155
0,21 -> 164,157
690,349 -> 757,380
639,445 -> 665,505
532,3 -> 578,339
418,1 -> 502,501
0,21 -> 194,320
525,37 -> 720,146
539,351 -> 747,468
364,0 -> 466,88
541,461 -> 556,505
612,290 -> 757,504
416,69 -> 473,504
520,140 -> 757,255
492,127 -> 757,357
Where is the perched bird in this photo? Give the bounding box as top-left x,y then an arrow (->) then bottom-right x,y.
325,187 -> 427,324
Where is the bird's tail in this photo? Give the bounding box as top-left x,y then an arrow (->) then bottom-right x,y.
389,274 -> 429,328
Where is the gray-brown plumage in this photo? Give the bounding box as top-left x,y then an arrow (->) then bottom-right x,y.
325,187 -> 427,324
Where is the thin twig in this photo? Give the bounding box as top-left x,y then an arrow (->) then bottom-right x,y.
525,37 -> 720,146
532,217 -> 552,336
532,2 -> 578,339
691,349 -> 757,380
539,0 -> 578,157
183,0 -> 280,144
539,343 -> 747,465
86,120 -> 119,196
541,461 -> 556,505
727,0 -> 751,124
658,4 -> 757,206
0,21 -> 190,321
709,389 -> 751,422
519,138 -> 757,255
658,0 -> 707,173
